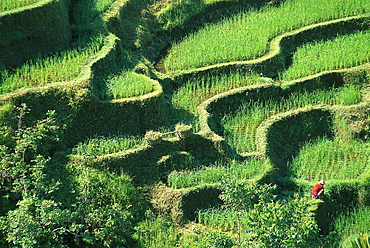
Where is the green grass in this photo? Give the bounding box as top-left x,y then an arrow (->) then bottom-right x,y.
156,0 -> 241,30
333,205 -> 370,248
0,35 -> 105,94
107,71 -> 154,99
282,31 -> 370,80
0,0 -> 40,12
73,0 -> 118,25
288,138 -> 370,182
164,0 -> 370,71
167,158 -> 269,189
221,83 -> 363,154
172,72 -> 263,115
197,207 -> 248,232
72,135 -> 146,157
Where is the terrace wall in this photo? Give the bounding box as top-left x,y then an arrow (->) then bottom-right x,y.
0,0 -> 71,70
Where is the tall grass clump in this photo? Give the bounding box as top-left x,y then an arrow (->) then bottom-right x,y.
73,0 -> 117,25
167,158 -> 268,189
0,34 -> 105,94
107,71 -> 153,99
288,137 -> 370,182
172,72 -> 263,115
164,0 -> 370,71
332,205 -> 370,248
72,135 -> 146,157
0,0 -> 39,11
197,207 -> 250,232
282,31 -> 370,80
221,83 -> 362,154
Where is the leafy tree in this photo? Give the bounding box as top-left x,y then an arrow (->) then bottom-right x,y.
219,179 -> 277,210
218,181 -> 318,247
247,196 -> 319,247
1,104 -> 144,247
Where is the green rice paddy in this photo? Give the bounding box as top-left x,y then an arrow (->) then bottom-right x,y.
221,82 -> 362,154
283,31 -> 370,80
164,0 -> 370,71
0,35 -> 105,94
288,138 -> 370,182
0,0 -> 40,12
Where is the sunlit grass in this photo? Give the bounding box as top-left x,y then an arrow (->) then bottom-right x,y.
107,71 -> 154,99
72,135 -> 146,157
0,0 -> 39,12
0,35 -> 105,94
73,0 -> 118,25
221,83 -> 362,154
288,137 -> 370,181
167,158 -> 268,189
333,205 -> 370,248
282,31 -> 370,80
172,72 -> 263,115
164,0 -> 370,71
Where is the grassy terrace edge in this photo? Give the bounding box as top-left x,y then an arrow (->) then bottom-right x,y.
198,63 -> 370,157
0,34 -> 119,101
0,0 -> 50,16
160,14 -> 370,82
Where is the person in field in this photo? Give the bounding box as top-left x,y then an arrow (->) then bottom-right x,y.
311,180 -> 325,199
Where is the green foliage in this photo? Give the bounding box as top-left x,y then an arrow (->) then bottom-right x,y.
183,226 -> 235,248
0,105 -> 144,247
0,34 -> 105,94
133,210 -> 180,248
0,0 -> 40,11
199,182 -> 318,246
282,31 -> 370,80
168,158 -> 269,189
248,196 -> 319,247
164,0 -> 370,71
351,234 -> 370,248
333,205 -> 370,247
72,134 -> 146,157
219,181 -> 276,210
1,198 -> 73,248
107,71 -> 154,99
0,104 -> 59,198
288,137 -> 370,182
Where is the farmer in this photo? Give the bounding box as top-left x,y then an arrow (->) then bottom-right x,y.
311,180 -> 325,199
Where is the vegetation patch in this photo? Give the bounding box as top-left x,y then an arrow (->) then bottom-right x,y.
288,137 -> 370,182
0,34 -> 106,94
1,0 -> 370,247
0,0 -> 41,12
282,31 -> 370,80
164,0 -> 370,71
107,71 -> 154,99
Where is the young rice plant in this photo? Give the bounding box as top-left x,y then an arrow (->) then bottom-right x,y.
288,137 -> 370,181
0,34 -> 105,94
172,72 -> 263,115
0,0 -> 39,12
164,0 -> 370,71
167,158 -> 269,189
282,31 -> 370,80
72,135 -> 146,157
221,82 -> 362,154
107,71 -> 154,99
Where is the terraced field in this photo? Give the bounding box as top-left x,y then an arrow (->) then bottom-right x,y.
0,0 -> 369,247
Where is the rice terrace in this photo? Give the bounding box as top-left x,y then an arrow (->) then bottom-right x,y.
0,0 -> 370,247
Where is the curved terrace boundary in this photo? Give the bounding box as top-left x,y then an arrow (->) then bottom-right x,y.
197,63 -> 370,158
164,14 -> 370,82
